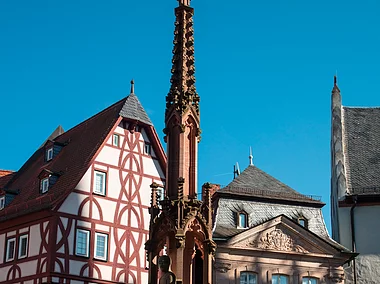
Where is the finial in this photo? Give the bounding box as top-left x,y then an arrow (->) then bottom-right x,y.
178,0 -> 191,7
233,163 -> 241,179
334,75 -> 337,86
130,79 -> 135,94
249,147 -> 254,166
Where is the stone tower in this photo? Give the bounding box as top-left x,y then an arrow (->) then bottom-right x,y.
145,0 -> 215,283
330,75 -> 346,243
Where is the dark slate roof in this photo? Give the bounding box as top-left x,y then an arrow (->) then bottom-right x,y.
0,93 -> 159,221
218,165 -> 323,204
343,107 -> 380,194
119,93 -> 152,126
213,198 -> 329,239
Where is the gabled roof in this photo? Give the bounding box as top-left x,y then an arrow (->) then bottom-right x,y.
218,165 -> 323,204
0,92 -> 163,222
343,107 -> 380,194
0,170 -> 15,188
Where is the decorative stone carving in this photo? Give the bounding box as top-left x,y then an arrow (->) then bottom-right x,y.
214,261 -> 232,273
244,228 -> 309,254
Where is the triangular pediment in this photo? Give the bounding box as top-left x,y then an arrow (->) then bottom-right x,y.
226,215 -> 340,256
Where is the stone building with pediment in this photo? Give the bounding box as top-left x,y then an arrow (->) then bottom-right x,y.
212,164 -> 355,284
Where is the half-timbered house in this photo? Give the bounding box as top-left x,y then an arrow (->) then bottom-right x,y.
0,82 -> 166,284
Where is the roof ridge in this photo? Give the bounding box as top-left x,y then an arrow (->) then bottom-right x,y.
58,96 -> 127,140
343,106 -> 380,109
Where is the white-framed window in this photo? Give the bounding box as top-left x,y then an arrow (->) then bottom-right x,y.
272,274 -> 289,284
94,232 -> 108,261
113,134 -> 120,147
144,143 -> 152,155
0,196 -> 5,210
5,237 -> 16,262
75,229 -> 90,257
41,178 -> 49,194
18,235 -> 28,259
238,212 -> 248,228
302,277 -> 318,284
240,272 -> 257,284
94,171 -> 106,195
46,147 -> 53,161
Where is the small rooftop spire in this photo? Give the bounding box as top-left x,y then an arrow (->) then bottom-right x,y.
332,74 -> 340,93
233,162 -> 241,179
178,0 -> 191,6
130,79 -> 135,94
249,147 -> 254,166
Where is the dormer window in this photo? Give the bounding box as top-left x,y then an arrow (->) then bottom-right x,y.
0,196 -> 5,210
298,217 -> 308,228
46,148 -> 53,161
238,211 -> 248,228
41,178 -> 49,194
113,134 -> 120,147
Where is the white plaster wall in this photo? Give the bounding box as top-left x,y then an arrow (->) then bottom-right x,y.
114,124 -> 126,135
141,272 -> 148,284
96,264 -> 112,280
0,234 -> 4,265
29,224 -> 42,257
0,266 -> 11,282
75,167 -> 92,192
69,259 -> 87,276
107,168 -> 122,199
6,230 -> 16,237
338,207 -> 352,250
337,206 -> 380,253
68,224 -> 75,255
354,206 -> 380,254
54,125 -> 165,283
96,198 -> 117,223
96,145 -> 120,167
18,259 -> 38,277
339,205 -> 380,284
59,192 -> 88,215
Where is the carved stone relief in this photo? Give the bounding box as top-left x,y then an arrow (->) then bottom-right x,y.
239,228 -> 309,254
214,261 -> 232,273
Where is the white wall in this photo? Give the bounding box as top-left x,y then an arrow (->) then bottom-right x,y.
57,124 -> 165,283
339,205 -> 380,284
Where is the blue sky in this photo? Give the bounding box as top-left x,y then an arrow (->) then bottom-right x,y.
1,0 -> 379,233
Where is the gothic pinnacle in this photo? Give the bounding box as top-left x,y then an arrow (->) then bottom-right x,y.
333,75 -> 340,93
178,0 -> 191,7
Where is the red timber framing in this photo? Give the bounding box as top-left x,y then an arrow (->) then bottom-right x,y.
0,116 -> 166,284
53,125 -> 164,283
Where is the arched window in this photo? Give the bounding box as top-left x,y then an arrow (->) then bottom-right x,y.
302,277 -> 318,284
272,274 -> 289,284
238,212 -> 248,228
240,272 -> 257,284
